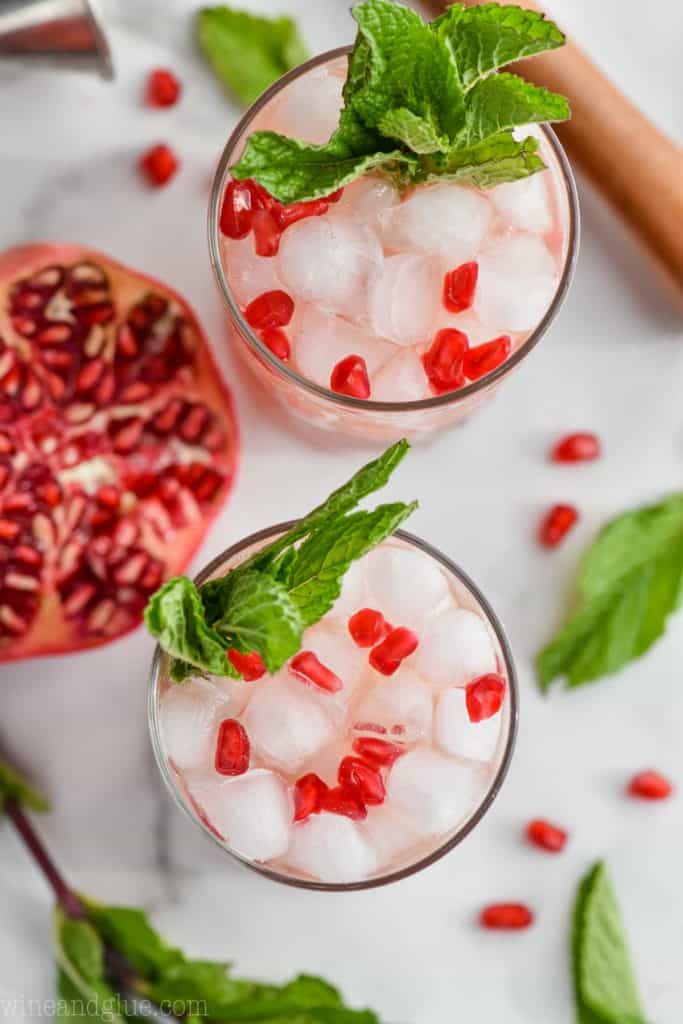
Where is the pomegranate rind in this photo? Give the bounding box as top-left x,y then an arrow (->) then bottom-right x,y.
0,244 -> 239,663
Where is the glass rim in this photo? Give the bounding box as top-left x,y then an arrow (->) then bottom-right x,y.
148,521 -> 519,892
208,45 -> 580,415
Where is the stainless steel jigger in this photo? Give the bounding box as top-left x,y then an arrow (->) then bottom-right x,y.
0,0 -> 113,77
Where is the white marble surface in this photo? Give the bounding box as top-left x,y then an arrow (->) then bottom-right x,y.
1,0 -> 682,1020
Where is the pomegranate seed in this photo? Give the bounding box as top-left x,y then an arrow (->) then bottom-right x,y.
352,736 -> 404,767
274,197 -> 329,229
290,650 -> 343,693
330,355 -> 371,399
465,674 -> 506,722
525,818 -> 568,853
146,68 -> 181,107
369,627 -> 419,676
551,432 -> 602,463
627,770 -> 673,800
479,903 -> 534,930
244,290 -> 294,330
293,773 -> 328,822
252,208 -> 281,257
259,327 -> 290,361
322,784 -> 367,820
443,261 -> 478,313
348,608 -> 389,648
227,648 -> 266,681
423,328 -> 468,394
220,179 -> 257,239
538,503 -> 578,547
139,144 -> 179,187
214,718 -> 250,776
326,188 -> 344,203
338,756 -> 385,805
463,335 -> 511,381
0,519 -> 20,541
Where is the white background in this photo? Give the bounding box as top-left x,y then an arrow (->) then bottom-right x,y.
1,0 -> 682,1020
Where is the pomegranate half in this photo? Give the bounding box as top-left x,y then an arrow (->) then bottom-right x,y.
0,244 -> 238,662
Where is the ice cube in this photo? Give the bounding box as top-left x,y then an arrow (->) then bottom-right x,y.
189,769 -> 292,861
159,678 -> 229,771
367,253 -> 441,346
414,608 -> 496,689
475,234 -> 558,332
337,175 -> 400,230
364,545 -> 450,629
286,812 -> 377,883
293,306 -> 394,389
242,673 -> 336,774
223,235 -> 282,307
381,183 -> 493,264
269,67 -> 343,145
434,688 -> 501,762
490,171 -> 552,234
326,558 -> 367,623
371,349 -> 430,403
213,675 -> 253,717
362,803 -> 421,865
354,668 -> 433,743
386,745 -> 483,834
278,216 -> 383,319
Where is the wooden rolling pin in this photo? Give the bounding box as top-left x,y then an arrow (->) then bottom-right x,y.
422,0 -> 683,291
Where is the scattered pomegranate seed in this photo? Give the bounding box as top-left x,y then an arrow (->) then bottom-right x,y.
338,756 -> 386,805
627,770 -> 673,800
465,674 -> 506,722
227,648 -> 266,681
525,818 -> 568,853
352,736 -> 404,767
293,773 -> 328,821
370,626 -> 419,676
463,335 -> 511,381
244,290 -> 294,330
423,328 -> 468,394
252,208 -> 281,257
443,261 -> 478,313
538,503 -> 579,547
290,650 -> 343,693
348,608 -> 389,647
260,327 -> 290,361
551,432 -> 602,463
215,719 -> 250,775
146,68 -> 181,107
322,783 -> 367,820
139,144 -> 179,187
479,903 -> 534,930
330,355 -> 371,399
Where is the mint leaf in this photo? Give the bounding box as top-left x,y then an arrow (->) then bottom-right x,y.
54,908 -> 124,1024
456,73 -> 570,147
198,6 -> 308,107
424,131 -> 544,189
572,862 -> 646,1024
212,570 -> 304,672
0,757 -> 49,813
144,577 -> 236,679
537,492 -> 683,690
85,902 -> 182,978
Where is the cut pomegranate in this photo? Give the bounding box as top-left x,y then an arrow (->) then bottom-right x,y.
479,903 -> 534,930
322,783 -> 367,821
369,626 -> 419,676
293,772 -> 329,822
330,355 -> 371,399
289,650 -> 343,693
259,327 -> 290,362
348,608 -> 389,648
465,674 -> 506,722
227,648 -> 265,681
215,718 -> 250,775
244,290 -> 294,330
525,818 -> 568,853
538,503 -> 578,547
139,144 -> 179,187
338,756 -> 385,805
551,432 -> 602,463
627,770 -> 673,800
423,329 -> 468,395
463,335 -> 511,381
0,244 -> 238,662
146,68 -> 181,108
352,736 -> 404,767
443,262 -> 478,313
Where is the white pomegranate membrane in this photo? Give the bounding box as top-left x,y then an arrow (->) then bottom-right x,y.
153,533 -> 513,887
217,56 -> 571,430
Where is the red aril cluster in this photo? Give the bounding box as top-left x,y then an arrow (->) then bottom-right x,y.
463,335 -> 511,381
244,290 -> 294,330
139,144 -> 179,187
465,674 -> 506,722
348,608 -> 390,647
145,68 -> 181,107
422,329 -> 468,394
330,355 -> 371,399
443,262 -> 478,313
369,626 -> 419,675
289,650 -> 343,693
215,718 -> 250,775
227,648 -> 266,681
338,756 -> 386,805
293,772 -> 328,821
352,736 -> 404,767
322,784 -> 367,820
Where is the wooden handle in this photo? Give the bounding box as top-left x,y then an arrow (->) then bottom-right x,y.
422,0 -> 683,291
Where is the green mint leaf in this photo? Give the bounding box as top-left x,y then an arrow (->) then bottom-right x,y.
537,492 -> 683,691
198,6 -> 308,107
378,108 -> 448,155
212,570 -> 304,673
0,756 -> 49,813
423,131 -> 544,188
54,908 -> 124,1024
572,862 -> 646,1024
84,901 -> 183,978
144,577 -> 236,679
456,73 -> 569,147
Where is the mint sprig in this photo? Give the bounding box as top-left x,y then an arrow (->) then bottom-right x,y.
145,440 -> 416,681
230,0 -> 569,202
537,492 -> 683,691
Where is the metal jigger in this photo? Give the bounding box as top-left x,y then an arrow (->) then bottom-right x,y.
0,0 -> 113,78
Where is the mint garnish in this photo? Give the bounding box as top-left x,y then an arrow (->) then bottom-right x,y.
537,492 -> 683,691
230,0 -> 569,202
198,5 -> 308,107
145,440 -> 417,681
572,861 -> 647,1024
